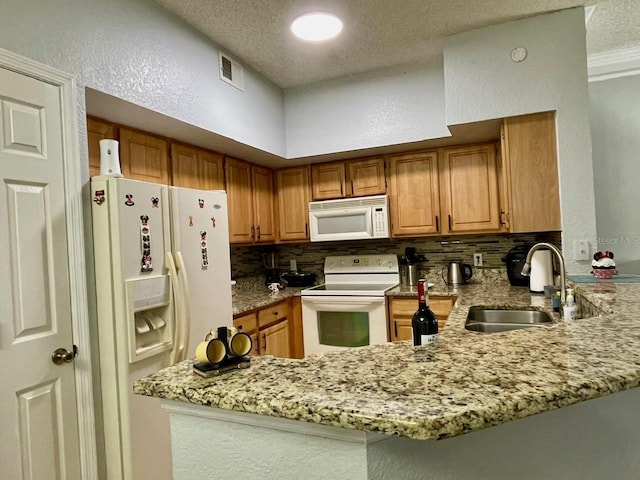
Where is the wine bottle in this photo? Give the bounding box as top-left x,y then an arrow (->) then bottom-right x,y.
412,279 -> 438,346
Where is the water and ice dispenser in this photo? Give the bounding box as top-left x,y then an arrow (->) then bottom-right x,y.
125,275 -> 173,363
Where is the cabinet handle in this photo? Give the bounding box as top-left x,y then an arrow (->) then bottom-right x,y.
262,333 -> 267,351
448,214 -> 452,231
435,215 -> 439,231
257,225 -> 261,240
305,223 -> 308,237
340,183 -> 343,196
251,225 -> 255,239
350,179 -> 354,196
394,322 -> 398,338
273,311 -> 278,316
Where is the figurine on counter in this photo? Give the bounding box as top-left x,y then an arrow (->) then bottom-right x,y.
592,250 -> 617,279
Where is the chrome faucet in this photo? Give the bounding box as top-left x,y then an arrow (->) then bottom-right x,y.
522,242 -> 567,308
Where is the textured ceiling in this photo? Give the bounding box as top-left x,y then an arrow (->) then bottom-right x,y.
153,0 -> 640,88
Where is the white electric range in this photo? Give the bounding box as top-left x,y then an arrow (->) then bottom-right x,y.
301,254 -> 399,356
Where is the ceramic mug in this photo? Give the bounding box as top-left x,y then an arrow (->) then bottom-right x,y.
205,326 -> 252,357
195,338 -> 227,364
268,282 -> 280,293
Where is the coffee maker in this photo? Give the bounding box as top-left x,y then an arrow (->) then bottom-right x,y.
263,251 -> 280,285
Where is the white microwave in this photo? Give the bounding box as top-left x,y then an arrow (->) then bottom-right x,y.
308,195 -> 390,242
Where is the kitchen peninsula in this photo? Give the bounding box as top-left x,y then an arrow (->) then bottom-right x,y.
135,281 -> 640,479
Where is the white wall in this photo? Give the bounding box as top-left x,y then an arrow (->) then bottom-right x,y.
443,8 -> 596,273
589,74 -> 640,273
0,0 -> 286,169
284,61 -> 451,159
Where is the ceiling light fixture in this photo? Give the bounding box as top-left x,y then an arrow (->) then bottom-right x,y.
291,12 -> 343,42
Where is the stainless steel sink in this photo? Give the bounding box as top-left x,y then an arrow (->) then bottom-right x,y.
465,306 -> 554,333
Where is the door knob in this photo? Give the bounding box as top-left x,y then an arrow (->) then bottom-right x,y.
51,346 -> 77,365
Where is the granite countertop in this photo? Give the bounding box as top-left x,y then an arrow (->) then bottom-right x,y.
232,278 -> 306,316
135,278 -> 640,441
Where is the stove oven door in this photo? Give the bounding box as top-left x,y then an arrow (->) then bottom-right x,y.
301,296 -> 388,356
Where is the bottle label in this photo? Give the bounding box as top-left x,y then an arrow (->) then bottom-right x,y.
420,334 -> 438,345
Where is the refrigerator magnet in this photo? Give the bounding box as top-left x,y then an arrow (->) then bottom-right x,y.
141,254 -> 153,272
189,215 -> 193,227
93,190 -> 105,205
200,231 -> 209,268
124,194 -> 135,206
198,199 -> 204,208
140,215 -> 149,226
151,197 -> 159,208
211,217 -> 216,228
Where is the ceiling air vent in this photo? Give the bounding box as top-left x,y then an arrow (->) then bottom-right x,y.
219,52 -> 244,91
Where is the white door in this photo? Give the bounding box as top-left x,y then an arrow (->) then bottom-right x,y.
0,67 -> 82,478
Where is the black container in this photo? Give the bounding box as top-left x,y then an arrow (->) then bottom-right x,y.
280,271 -> 317,287
503,245 -> 532,286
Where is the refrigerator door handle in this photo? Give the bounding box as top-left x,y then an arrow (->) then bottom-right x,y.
175,251 -> 192,362
165,251 -> 184,365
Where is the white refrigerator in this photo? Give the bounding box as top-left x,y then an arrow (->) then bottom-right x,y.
91,176 -> 232,480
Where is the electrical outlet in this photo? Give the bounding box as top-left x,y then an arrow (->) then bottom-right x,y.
289,259 -> 297,271
473,253 -> 483,267
573,240 -> 590,261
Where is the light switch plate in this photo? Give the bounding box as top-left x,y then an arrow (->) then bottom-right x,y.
473,253 -> 483,267
290,259 -> 297,271
574,240 -> 590,261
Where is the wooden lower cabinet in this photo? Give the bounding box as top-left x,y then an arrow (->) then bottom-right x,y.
388,296 -> 455,342
233,298 -> 304,359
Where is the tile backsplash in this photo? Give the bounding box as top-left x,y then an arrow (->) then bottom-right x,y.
230,232 -> 562,279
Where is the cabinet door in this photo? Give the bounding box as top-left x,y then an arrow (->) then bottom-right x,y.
170,143 -> 200,189
200,150 -> 224,190
502,112 -> 560,232
277,166 -> 310,242
387,151 -> 440,236
260,320 -> 290,358
347,157 -> 386,197
87,117 -> 115,177
440,143 -> 500,233
392,318 -> 413,342
311,162 -> 345,200
225,157 -> 254,244
119,128 -> 169,184
252,165 -> 276,243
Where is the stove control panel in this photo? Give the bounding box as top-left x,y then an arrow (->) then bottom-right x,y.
324,254 -> 399,274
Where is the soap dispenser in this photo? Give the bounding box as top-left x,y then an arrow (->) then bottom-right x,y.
563,288 -> 577,321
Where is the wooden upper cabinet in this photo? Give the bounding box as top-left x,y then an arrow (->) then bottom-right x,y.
440,143 -> 501,233
311,158 -> 385,200
225,157 -> 275,244
252,165 -> 276,243
200,150 -> 224,190
502,111 -> 561,233
170,143 -> 200,189
87,117 -> 116,177
225,157 -> 254,244
171,143 -> 224,190
119,128 -> 169,184
311,162 -> 345,200
347,157 -> 386,197
388,151 -> 441,237
277,166 -> 311,242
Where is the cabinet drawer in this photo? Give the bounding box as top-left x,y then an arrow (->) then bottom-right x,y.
390,297 -> 454,315
390,296 -> 454,318
258,300 -> 288,328
233,312 -> 257,333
